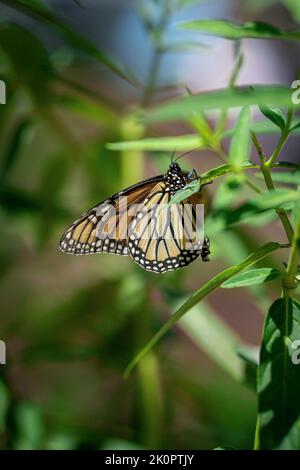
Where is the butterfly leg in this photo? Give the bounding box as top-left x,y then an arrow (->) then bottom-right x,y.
201,236 -> 210,262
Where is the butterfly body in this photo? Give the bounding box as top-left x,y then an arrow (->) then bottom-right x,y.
59,162 -> 210,273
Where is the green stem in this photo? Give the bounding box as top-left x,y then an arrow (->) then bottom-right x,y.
137,352 -> 162,448
214,53 -> 263,194
141,4 -> 170,107
252,131 -> 294,244
283,214 -> 300,291
275,208 -> 294,245
200,162 -> 294,186
244,177 -> 262,194
215,53 -> 243,139
261,165 -> 294,244
141,49 -> 163,107
135,279 -> 163,448
120,116 -> 144,186
252,123 -> 297,450
253,416 -> 260,450
267,108 -> 294,168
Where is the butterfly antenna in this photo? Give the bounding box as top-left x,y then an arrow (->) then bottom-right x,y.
174,147 -> 198,162
170,150 -> 176,164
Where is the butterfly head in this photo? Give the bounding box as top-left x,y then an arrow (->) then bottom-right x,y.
165,162 -> 187,193
169,162 -> 181,173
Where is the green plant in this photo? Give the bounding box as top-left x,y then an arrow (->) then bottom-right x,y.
0,0 -> 300,451
108,4 -> 300,450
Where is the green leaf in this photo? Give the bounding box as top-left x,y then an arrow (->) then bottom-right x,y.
213,231 -> 272,310
251,189 -> 300,210
211,190 -> 299,229
178,19 -> 300,40
169,163 -> 256,206
145,86 -> 299,123
229,106 -> 251,171
189,111 -> 215,145
107,119 -> 300,152
169,160 -> 286,208
0,0 -> 130,82
259,105 -> 286,130
124,242 -> 286,376
290,120 -> 300,132
208,204 -> 277,231
221,268 -> 281,288
257,297 -> 300,449
201,162 -> 255,183
275,161 -> 300,170
107,134 -> 204,151
254,170 -> 300,185
168,178 -> 201,205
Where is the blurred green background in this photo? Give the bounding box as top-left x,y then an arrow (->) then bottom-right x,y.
0,0 -> 299,450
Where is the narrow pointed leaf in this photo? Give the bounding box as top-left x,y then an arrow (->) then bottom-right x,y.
252,189 -> 300,210
168,178 -> 201,205
107,135 -> 204,151
259,105 -> 286,130
169,162 -> 257,206
107,120 -> 300,152
178,19 -> 300,41
290,120 -> 300,132
145,86 -> 299,124
229,106 -> 251,171
221,268 -> 281,288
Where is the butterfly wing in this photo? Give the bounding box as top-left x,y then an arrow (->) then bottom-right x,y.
128,182 -> 210,273
59,175 -> 163,256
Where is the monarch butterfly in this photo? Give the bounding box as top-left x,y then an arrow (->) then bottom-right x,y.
59,161 -> 210,273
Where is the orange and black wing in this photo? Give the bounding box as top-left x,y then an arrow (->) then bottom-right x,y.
127,182 -> 210,273
59,175 -> 163,256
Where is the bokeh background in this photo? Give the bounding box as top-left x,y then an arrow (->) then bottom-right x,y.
0,0 -> 300,450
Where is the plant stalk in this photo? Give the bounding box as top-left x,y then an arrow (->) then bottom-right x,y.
283,213 -> 300,291
267,108 -> 294,168
141,3 -> 170,107
252,131 -> 294,244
